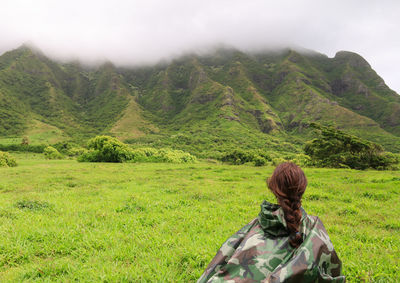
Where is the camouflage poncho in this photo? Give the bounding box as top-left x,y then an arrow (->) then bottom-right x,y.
198,201 -> 345,282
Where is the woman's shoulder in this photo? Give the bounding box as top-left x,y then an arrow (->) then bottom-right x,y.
265,211 -> 345,282
300,209 -> 327,234
301,212 -> 332,239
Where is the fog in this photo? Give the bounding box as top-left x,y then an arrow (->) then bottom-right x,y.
1,0 -> 399,93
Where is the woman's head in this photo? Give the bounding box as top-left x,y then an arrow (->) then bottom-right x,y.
267,162 -> 307,248
268,162 -> 307,200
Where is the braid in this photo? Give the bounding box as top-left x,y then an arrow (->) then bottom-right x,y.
267,162 -> 307,248
278,196 -> 303,248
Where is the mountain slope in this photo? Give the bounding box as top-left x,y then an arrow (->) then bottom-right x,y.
0,45 -> 399,155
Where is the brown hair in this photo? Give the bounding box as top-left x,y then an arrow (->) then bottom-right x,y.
267,162 -> 307,248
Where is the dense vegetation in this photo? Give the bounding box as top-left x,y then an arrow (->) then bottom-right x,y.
43,146 -> 63,160
78,136 -> 134,163
0,151 -> 17,167
77,135 -> 196,164
305,123 -> 399,169
1,45 -> 400,157
0,155 -> 398,281
0,144 -> 46,153
221,149 -> 271,165
130,147 -> 197,163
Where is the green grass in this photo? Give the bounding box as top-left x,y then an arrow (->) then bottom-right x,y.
0,155 -> 399,281
0,138 -> 22,145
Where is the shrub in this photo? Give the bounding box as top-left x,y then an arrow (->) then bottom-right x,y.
272,157 -> 287,166
131,147 -> 159,162
221,149 -> 255,165
130,148 -> 197,163
53,141 -> 85,157
0,151 -> 17,167
304,123 -> 398,170
0,144 -> 46,153
78,136 -> 133,163
254,156 -> 266,166
255,151 -> 272,162
68,147 -> 86,157
44,146 -> 63,160
78,136 -> 197,163
157,149 -> 197,163
290,154 -> 313,167
221,149 -> 271,166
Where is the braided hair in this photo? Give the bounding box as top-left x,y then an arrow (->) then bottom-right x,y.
267,162 -> 307,248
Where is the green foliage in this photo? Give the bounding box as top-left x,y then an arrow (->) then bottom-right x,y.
78,136 -> 133,163
21,136 -> 29,145
0,143 -> 46,153
0,151 -> 17,167
53,141 -> 85,157
221,149 -> 255,165
2,45 -> 400,157
270,153 -> 313,167
271,157 -> 287,166
221,149 -> 271,166
131,148 -> 197,163
78,136 -> 197,164
43,146 -> 63,160
290,154 -> 313,167
305,123 -> 398,169
253,156 -> 266,166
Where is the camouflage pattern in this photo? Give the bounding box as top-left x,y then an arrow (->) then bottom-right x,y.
198,201 -> 345,282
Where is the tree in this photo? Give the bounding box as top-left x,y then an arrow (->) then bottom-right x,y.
21,136 -> 30,145
304,123 -> 398,170
78,136 -> 133,163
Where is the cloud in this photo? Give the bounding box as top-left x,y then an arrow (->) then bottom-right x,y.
0,0 -> 399,92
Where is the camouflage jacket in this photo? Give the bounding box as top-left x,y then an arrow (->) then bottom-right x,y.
198,201 -> 345,283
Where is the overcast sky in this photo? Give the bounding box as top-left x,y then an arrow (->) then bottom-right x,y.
0,0 -> 399,93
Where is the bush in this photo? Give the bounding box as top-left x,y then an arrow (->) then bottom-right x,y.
272,157 -> 287,166
44,146 -> 63,160
221,149 -> 270,166
255,151 -> 272,162
78,136 -> 197,164
157,149 -> 197,163
304,123 -> 398,170
68,147 -> 86,157
53,141 -> 85,157
254,156 -> 266,166
288,154 -> 313,167
130,147 -> 197,163
131,147 -> 159,162
78,136 -> 133,163
0,144 -> 46,153
0,151 -> 17,167
221,149 -> 255,165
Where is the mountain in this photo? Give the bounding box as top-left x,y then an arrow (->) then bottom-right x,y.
0,45 -> 399,156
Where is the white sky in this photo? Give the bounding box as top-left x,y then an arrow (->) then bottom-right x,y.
0,0 -> 399,93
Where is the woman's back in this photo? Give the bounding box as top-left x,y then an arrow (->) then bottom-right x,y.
198,163 -> 345,282
198,201 -> 344,282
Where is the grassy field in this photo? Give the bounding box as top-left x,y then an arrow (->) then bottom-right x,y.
0,154 -> 399,282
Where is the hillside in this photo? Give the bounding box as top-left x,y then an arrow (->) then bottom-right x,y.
0,45 -> 399,156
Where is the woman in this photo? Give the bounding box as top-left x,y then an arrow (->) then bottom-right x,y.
198,162 -> 345,282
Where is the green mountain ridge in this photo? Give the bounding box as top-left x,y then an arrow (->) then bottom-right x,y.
1,45 -> 399,156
